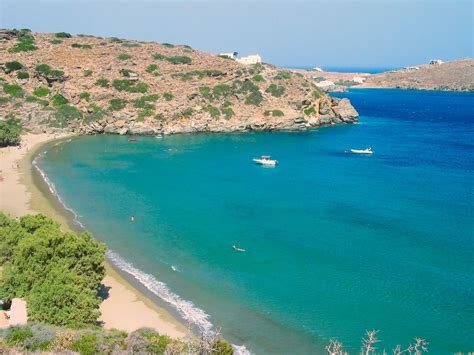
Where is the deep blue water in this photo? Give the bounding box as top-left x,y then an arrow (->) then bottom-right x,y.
38,89 -> 473,354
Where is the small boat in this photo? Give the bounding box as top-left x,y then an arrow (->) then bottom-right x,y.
232,245 -> 246,252
128,138 -> 137,142
253,155 -> 278,166
350,147 -> 373,154
155,135 -> 163,139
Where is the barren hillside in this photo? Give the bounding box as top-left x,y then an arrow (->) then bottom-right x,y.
0,30 -> 358,136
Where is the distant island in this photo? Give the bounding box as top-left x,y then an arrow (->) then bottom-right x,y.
0,29 -> 358,137
297,59 -> 474,92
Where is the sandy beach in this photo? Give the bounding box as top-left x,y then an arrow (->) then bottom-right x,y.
0,133 -> 186,338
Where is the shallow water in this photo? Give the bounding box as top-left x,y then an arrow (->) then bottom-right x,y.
39,89 -> 474,353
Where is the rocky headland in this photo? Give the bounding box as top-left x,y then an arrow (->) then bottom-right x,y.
299,58 -> 474,92
0,29 -> 358,136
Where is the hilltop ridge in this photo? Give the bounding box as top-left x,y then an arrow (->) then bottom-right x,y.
0,29 -> 358,136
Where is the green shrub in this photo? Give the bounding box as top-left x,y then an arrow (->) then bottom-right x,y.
163,92 -> 173,101
266,84 -> 285,97
245,90 -> 263,106
112,79 -> 148,93
71,43 -> 92,49
5,61 -> 23,73
109,37 -> 123,43
55,32 -> 71,38
51,94 -> 69,106
9,33 -> 37,53
154,113 -> 165,120
166,56 -> 192,65
26,96 -> 49,106
221,106 -> 235,118
133,94 -> 159,109
35,64 -> 64,80
109,98 -> 127,111
213,84 -> 231,98
252,74 -> 264,82
199,86 -> 212,99
34,87 -> 50,97
23,323 -> 56,351
264,109 -> 284,117
117,53 -> 131,60
71,333 -> 99,355
213,340 -> 234,355
312,88 -> 323,98
182,107 -> 193,117
79,92 -> 90,101
50,39 -> 62,45
122,42 -> 140,48
335,80 -> 359,87
137,109 -> 154,121
0,96 -> 9,105
95,78 -> 109,87
0,118 -> 21,146
83,69 -> 93,77
16,71 -> 29,79
303,105 -> 317,115
204,105 -> 220,118
152,52 -> 166,60
3,83 -> 24,98
4,326 -> 33,347
273,70 -> 292,80
162,43 -> 175,48
51,104 -> 83,127
145,64 -> 158,73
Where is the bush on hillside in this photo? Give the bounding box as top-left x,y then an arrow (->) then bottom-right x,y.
5,61 -> 23,73
166,56 -> 192,65
112,79 -> 148,93
33,87 -> 50,97
0,118 -> 21,147
51,94 -> 68,106
117,53 -> 131,60
95,78 -> 110,88
9,33 -> 37,53
109,98 -> 127,111
16,71 -> 29,79
163,92 -> 173,101
3,83 -> 24,98
55,32 -> 71,38
265,84 -> 286,98
162,43 -> 175,48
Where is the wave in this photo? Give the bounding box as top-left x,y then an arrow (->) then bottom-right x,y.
32,154 -> 86,230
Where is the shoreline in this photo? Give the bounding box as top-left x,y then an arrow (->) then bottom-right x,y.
0,133 -> 187,338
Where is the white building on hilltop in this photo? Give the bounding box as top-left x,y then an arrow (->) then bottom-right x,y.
236,54 -> 262,65
219,52 -> 238,60
352,76 -> 366,84
429,59 -> 444,65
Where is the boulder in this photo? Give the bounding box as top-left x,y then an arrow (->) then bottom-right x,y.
332,98 -> 358,123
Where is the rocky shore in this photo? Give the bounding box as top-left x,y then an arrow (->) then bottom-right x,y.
0,30 -> 358,137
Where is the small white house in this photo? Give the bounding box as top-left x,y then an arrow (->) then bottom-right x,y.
352,76 -> 366,84
313,67 -> 324,72
315,80 -> 335,89
236,54 -> 262,65
219,52 -> 237,60
429,59 -> 444,65
402,66 -> 420,71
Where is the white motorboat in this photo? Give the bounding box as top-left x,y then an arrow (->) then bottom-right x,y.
232,245 -> 246,252
253,155 -> 279,166
350,148 -> 373,154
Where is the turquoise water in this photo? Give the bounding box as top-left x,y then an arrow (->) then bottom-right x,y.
38,89 -> 473,354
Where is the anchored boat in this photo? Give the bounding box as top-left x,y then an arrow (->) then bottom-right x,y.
350,147 -> 373,154
253,155 -> 279,166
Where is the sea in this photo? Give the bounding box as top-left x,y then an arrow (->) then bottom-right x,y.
36,89 -> 474,354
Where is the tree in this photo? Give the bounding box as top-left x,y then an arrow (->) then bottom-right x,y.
0,118 -> 21,147
0,213 -> 106,327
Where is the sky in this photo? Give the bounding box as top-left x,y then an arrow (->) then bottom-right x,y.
1,0 -> 472,68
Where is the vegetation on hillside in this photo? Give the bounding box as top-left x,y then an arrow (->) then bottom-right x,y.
0,213 -> 105,327
0,117 -> 21,146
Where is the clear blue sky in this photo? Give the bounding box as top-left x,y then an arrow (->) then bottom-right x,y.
1,0 -> 472,68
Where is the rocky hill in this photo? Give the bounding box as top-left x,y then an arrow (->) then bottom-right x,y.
0,29 -> 358,136
299,59 -> 474,92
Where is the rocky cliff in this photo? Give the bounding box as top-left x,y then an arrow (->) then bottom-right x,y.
0,29 -> 358,136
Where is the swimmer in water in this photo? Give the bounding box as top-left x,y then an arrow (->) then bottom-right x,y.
130,215 -> 135,222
